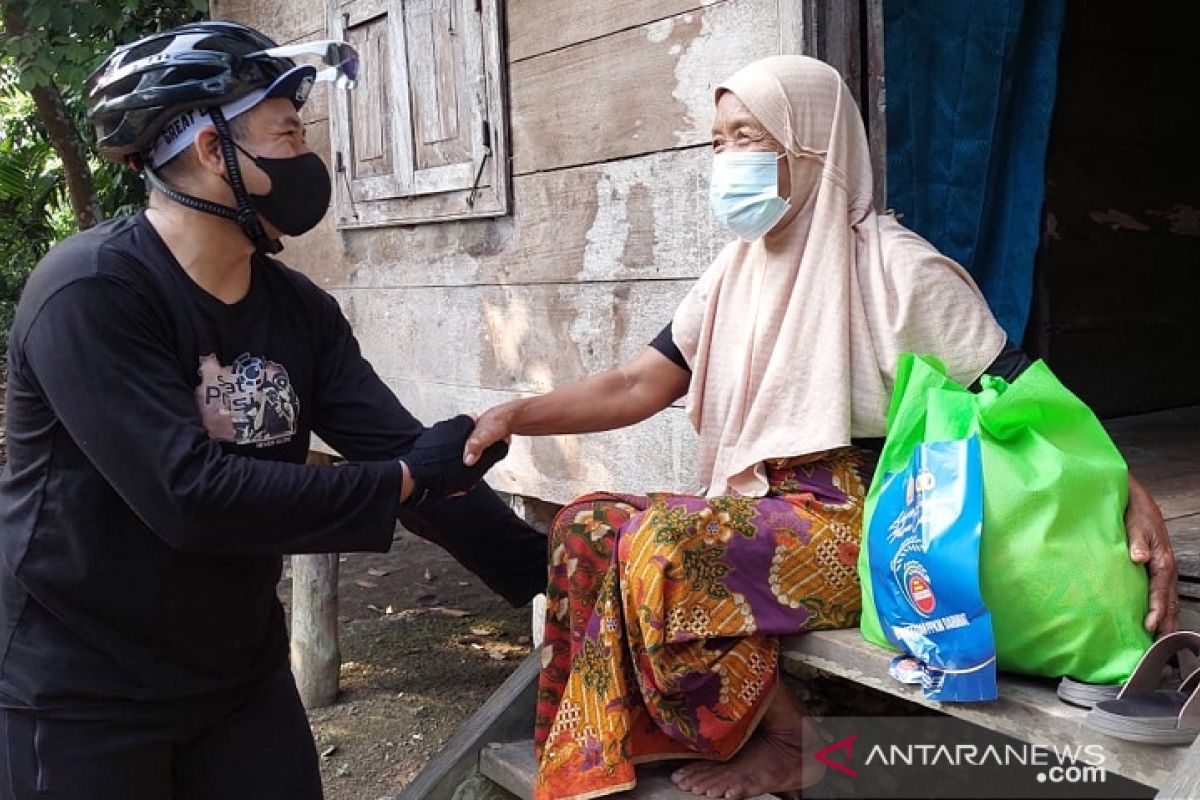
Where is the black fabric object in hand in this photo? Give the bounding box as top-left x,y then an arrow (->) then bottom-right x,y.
402,415 -> 508,507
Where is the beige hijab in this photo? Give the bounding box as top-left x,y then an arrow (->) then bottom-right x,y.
673,55 -> 1006,497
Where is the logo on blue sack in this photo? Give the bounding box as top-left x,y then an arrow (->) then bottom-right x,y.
903,468 -> 937,505
901,561 -> 937,617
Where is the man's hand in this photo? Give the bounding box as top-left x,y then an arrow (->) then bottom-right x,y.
401,415 -> 508,507
464,402 -> 517,467
1126,474 -> 1179,636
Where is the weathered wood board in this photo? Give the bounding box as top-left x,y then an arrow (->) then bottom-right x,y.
1155,737 -> 1200,800
1105,406 -> 1200,489
509,0 -> 780,175
212,0 -> 324,49
506,0 -> 718,63
335,280 -> 689,394
308,146 -> 721,290
1168,514 -> 1200,584
1036,6 -> 1200,418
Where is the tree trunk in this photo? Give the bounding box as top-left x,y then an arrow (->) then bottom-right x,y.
3,1 -> 103,230
29,84 -> 103,229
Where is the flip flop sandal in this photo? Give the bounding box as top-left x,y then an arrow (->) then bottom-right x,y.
1057,676 -> 1121,709
1085,630 -> 1200,745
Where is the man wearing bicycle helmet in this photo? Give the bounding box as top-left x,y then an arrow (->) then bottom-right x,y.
0,21 -> 546,799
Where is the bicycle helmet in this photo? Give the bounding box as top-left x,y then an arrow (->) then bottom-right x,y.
85,21 -> 355,254
86,21 -> 298,165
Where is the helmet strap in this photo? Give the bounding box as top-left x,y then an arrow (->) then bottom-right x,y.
209,108 -> 282,255
142,109 -> 283,255
144,165 -> 240,221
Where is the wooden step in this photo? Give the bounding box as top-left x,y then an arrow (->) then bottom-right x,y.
479,740 -> 781,800
781,629 -> 1190,789
396,654 -> 539,800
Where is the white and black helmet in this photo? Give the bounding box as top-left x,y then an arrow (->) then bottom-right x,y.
86,21 -> 301,166
86,21 -> 357,253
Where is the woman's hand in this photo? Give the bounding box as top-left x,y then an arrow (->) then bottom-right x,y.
401,415 -> 509,506
464,402 -> 518,467
1126,474 -> 1179,636
462,348 -> 689,467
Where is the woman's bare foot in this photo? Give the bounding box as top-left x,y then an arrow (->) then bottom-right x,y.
670,685 -> 824,799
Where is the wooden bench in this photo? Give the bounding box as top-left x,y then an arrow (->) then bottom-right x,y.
781,624 -> 1200,796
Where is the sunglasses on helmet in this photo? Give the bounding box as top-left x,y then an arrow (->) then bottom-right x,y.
246,41 -> 359,89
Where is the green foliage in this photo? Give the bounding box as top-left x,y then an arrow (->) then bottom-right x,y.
0,0 -> 209,350
0,68 -> 58,347
5,0 -> 210,94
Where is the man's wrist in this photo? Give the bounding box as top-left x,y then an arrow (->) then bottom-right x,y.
399,460 -> 414,504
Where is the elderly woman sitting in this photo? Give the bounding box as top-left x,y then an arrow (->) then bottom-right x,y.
464,55 -> 1177,800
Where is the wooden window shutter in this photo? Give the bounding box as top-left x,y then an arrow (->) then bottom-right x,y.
328,0 -> 510,227
337,0 -> 400,202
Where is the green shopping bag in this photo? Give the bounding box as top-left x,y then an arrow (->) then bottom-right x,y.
858,353 -> 1152,684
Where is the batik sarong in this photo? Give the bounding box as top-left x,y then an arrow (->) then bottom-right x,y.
534,448 -> 874,800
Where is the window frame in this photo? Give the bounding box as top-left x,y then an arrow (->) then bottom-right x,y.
326,0 -> 511,228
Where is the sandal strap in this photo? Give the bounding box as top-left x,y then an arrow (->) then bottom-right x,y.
1182,646 -> 1200,678
1181,664 -> 1200,722
1119,631 -> 1200,698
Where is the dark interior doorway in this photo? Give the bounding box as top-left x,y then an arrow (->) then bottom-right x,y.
1025,0 -> 1200,418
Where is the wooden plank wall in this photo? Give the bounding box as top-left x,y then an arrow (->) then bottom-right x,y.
210,0 -> 791,504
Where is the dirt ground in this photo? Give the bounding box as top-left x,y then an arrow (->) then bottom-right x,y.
0,356 -> 533,800
280,532 -> 533,800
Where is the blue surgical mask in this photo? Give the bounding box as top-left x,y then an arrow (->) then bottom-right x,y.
709,151 -> 791,241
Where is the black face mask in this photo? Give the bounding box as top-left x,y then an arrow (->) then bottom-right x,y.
234,142 -> 332,237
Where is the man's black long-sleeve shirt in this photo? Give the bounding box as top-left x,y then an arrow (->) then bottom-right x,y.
0,212 -> 412,718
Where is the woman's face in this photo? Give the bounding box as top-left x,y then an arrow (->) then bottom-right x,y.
711,91 -> 790,200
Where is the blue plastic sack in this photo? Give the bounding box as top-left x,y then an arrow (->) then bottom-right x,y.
867,434 -> 997,702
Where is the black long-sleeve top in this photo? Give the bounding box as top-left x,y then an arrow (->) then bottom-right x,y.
0,213 -> 418,718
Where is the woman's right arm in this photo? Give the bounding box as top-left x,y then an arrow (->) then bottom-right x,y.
463,347 -> 690,466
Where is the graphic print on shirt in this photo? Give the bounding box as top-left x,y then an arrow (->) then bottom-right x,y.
196,353 -> 299,446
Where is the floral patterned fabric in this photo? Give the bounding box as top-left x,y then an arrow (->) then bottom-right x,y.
534,449 -> 875,800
